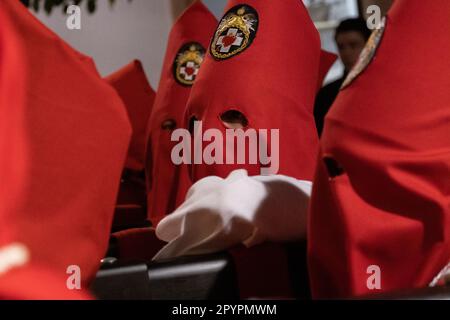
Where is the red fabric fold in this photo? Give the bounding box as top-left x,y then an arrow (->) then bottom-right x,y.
106,60 -> 156,171
0,0 -> 131,296
112,228 -> 166,263
309,0 -> 450,298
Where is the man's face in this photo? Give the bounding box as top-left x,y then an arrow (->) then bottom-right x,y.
336,31 -> 367,72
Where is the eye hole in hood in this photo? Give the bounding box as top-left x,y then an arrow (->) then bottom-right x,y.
161,119 -> 177,131
220,109 -> 248,129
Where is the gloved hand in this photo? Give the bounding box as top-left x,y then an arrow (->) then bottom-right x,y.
153,169 -> 312,260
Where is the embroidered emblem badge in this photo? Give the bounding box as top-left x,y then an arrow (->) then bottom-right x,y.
173,42 -> 206,86
211,4 -> 259,60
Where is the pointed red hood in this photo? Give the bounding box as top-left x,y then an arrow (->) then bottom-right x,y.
0,0 -> 131,293
185,0 -> 334,182
146,0 -> 217,226
309,0 -> 450,298
106,60 -> 156,171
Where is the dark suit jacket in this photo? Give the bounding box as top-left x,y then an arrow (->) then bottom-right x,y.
314,75 -> 345,137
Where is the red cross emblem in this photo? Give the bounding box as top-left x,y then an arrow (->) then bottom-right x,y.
180,61 -> 199,81
216,28 -> 244,53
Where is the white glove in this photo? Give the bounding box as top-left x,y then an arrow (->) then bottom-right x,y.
153,169 -> 312,261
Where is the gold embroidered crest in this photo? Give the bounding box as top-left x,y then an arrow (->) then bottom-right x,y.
173,42 -> 205,86
211,4 -> 259,60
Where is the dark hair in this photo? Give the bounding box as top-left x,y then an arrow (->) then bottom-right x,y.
335,18 -> 372,41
